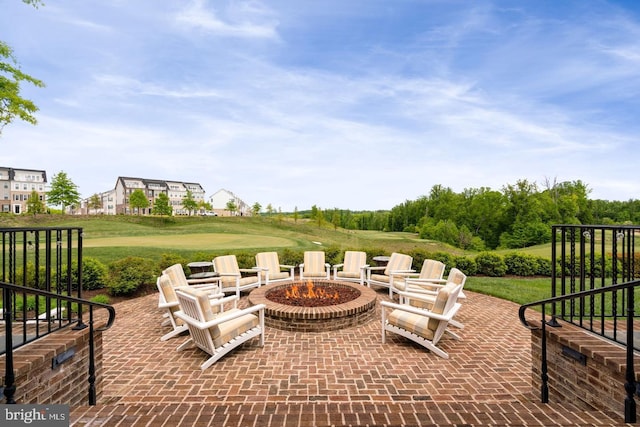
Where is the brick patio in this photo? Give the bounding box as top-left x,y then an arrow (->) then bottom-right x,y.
70,288 -> 624,426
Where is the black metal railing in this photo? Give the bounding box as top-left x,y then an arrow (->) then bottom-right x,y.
1,282 -> 116,405
519,224 -> 640,424
0,226 -> 116,405
1,226 -> 85,343
519,280 -> 638,423
550,225 -> 639,348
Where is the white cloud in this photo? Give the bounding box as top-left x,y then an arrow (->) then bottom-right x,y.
174,0 -> 279,39
1,0 -> 639,210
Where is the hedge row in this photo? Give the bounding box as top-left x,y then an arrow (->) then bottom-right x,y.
13,247 -> 627,297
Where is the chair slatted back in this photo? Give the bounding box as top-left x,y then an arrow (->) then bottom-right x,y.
163,263 -> 189,287
384,253 -> 412,276
213,255 -> 240,285
175,288 -> 215,353
419,260 -> 445,280
303,251 -> 326,275
342,251 -> 367,274
256,252 -> 279,279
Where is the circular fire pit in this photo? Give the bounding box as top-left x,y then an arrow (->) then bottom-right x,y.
248,280 -> 378,332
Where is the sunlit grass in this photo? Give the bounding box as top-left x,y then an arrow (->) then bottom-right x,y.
466,276 -> 553,305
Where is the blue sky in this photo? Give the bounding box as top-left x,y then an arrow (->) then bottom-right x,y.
2,0 -> 639,211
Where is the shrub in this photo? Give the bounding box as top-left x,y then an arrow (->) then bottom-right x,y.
504,253 -> 538,276
106,257 -> 157,296
234,251 -> 255,269
535,258 -> 552,276
475,252 -> 507,277
89,294 -> 111,305
407,248 -> 432,271
324,245 -> 342,265
280,248 -> 303,267
158,253 -> 188,273
63,257 -> 108,291
430,251 -> 454,272
14,262 -> 48,289
362,247 -> 388,264
14,295 -> 37,312
453,256 -> 477,276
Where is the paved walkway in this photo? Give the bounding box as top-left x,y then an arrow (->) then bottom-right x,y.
70,288 -> 624,426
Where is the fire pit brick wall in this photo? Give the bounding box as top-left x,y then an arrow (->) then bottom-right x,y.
248,281 -> 378,333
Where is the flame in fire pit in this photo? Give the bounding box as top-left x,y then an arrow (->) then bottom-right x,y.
285,280 -> 339,300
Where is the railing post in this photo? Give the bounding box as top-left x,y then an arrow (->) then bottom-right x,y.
540,303 -> 549,403
624,284 -> 637,423
2,287 -> 16,404
549,226 -> 560,327
87,306 -> 96,405
73,229 -> 87,330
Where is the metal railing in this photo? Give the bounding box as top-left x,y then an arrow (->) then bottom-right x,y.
1,227 -> 85,345
1,282 -> 116,405
550,225 -> 639,348
0,226 -> 116,405
519,224 -> 640,423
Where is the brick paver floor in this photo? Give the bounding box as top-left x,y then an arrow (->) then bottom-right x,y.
70,289 -> 625,426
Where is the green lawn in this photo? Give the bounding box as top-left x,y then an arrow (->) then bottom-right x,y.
1,214 -> 557,303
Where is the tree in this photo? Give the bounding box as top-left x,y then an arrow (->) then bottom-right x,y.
47,171 -> 80,213
198,200 -> 212,214
129,189 -> 149,215
311,205 -> 324,227
266,203 -> 274,216
88,194 -> 102,214
251,202 -> 262,216
293,206 -> 299,223
153,193 -> 172,216
226,199 -> 237,216
26,189 -> 45,215
331,209 -> 340,230
182,190 -> 198,216
0,1 -> 45,135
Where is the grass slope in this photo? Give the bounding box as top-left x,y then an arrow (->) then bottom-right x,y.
0,214 -> 556,303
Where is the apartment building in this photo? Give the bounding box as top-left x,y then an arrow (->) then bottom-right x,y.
79,176 -> 206,215
209,188 -> 251,216
0,167 -> 47,214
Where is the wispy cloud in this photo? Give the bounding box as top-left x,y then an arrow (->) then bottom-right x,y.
174,0 -> 279,39
1,0 -> 639,209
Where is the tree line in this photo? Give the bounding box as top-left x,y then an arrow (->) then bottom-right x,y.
306,179 -> 640,250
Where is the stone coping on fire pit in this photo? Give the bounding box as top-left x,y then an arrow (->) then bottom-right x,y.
248,280 -> 378,333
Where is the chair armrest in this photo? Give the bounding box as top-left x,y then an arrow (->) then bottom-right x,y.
207,295 -> 239,308
365,266 -> 385,272
397,290 -> 438,303
403,286 -> 439,296
381,300 -> 460,321
333,263 -> 344,269
158,300 -> 179,310
175,304 -> 266,330
217,272 -> 241,278
404,279 -> 446,292
186,276 -> 220,285
189,283 -> 222,292
239,268 -> 260,274
404,278 -> 446,285
279,264 -> 295,269
389,269 -> 416,275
